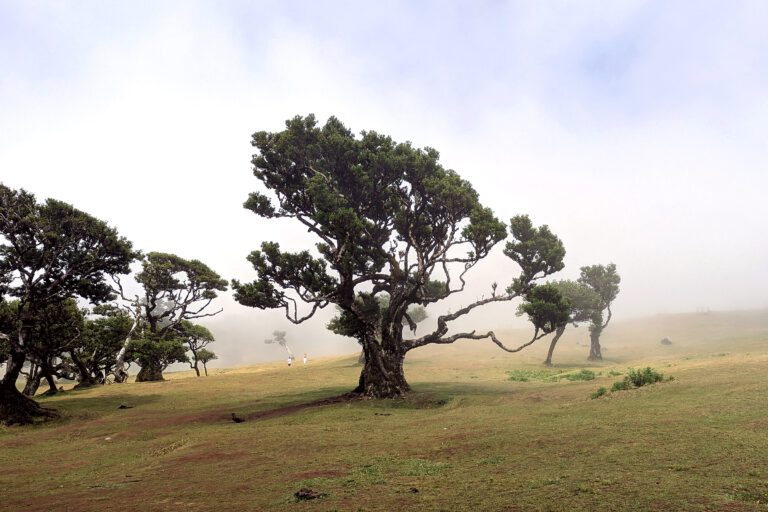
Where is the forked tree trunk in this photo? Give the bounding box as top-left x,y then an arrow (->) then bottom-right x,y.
202,362 -> 208,376
543,325 -> 566,366
22,363 -> 42,397
193,361 -> 200,377
71,351 -> 98,388
0,349 -> 58,425
136,358 -> 164,382
587,328 -> 602,361
353,337 -> 409,398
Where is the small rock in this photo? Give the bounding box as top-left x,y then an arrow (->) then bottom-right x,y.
294,488 -> 325,501
118,404 -> 133,409
409,487 -> 419,493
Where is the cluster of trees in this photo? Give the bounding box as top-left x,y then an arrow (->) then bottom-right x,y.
0,185 -> 226,425
3,113 -> 623,423
518,263 -> 621,366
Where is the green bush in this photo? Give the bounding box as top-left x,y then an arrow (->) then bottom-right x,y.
590,387 -> 607,399
610,380 -> 631,392
626,367 -> 665,387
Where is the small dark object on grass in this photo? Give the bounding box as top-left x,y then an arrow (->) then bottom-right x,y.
294,488 -> 326,501
231,413 -> 245,423
375,412 -> 392,416
118,404 -> 133,409
410,487 -> 419,493
660,337 -> 672,345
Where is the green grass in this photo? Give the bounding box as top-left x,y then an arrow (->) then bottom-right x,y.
2,310 -> 768,511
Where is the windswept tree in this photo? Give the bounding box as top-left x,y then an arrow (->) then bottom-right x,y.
233,115 -> 567,398
114,252 -> 227,382
196,348 -> 217,376
578,264 -> 621,361
0,184 -> 137,425
519,280 -> 601,366
177,320 -> 215,376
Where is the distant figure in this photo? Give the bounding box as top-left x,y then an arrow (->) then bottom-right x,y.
231,413 -> 245,423
303,353 -> 308,365
288,356 -> 292,367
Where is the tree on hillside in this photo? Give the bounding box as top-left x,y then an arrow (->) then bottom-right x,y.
114,252 -> 227,382
519,280 -> 601,366
578,264 -> 621,361
196,348 -> 216,376
177,320 -> 215,376
232,115 -> 568,398
0,184 -> 137,425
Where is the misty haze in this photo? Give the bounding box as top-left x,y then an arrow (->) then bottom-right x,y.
1,2 -> 767,511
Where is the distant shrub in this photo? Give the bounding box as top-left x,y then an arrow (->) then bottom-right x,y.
506,369 -> 558,382
610,380 -> 631,392
607,370 -> 622,377
561,369 -> 597,381
626,367 -> 665,387
590,387 -> 607,399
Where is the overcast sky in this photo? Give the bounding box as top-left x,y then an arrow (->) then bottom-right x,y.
2,1 -> 767,365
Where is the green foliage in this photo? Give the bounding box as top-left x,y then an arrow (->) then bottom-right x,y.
607,367 -> 669,393
126,335 -> 189,370
626,367 -> 665,387
504,216 -> 566,294
608,370 -> 623,377
196,348 -> 217,364
610,380 -> 631,392
516,284 -> 571,334
547,280 -> 602,325
590,387 -> 608,399
561,369 -> 597,381
0,184 -> 138,308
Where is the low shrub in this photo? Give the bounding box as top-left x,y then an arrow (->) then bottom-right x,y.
561,369 -> 597,381
590,387 -> 607,399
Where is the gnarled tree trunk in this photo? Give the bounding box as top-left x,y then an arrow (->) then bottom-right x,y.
543,325 -> 566,366
587,328 -> 602,361
136,358 -> 164,382
71,351 -> 98,388
0,348 -> 58,425
354,335 -> 409,398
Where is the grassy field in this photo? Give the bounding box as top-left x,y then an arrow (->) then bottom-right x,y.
1,310 -> 767,511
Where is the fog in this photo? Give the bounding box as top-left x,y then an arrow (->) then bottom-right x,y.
1,1 -> 766,367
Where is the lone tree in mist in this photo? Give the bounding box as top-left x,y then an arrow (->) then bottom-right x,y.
196,348 -> 216,376
578,263 -> 620,361
0,184 -> 137,425
264,330 -> 294,361
232,115 -> 568,398
519,280 -> 601,366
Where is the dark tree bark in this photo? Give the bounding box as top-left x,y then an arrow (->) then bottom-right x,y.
587,328 -> 603,361
136,360 -> 164,382
0,349 -> 58,425
353,334 -> 410,398
202,362 -> 208,376
543,325 -> 566,366
71,351 -> 98,388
